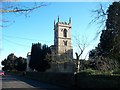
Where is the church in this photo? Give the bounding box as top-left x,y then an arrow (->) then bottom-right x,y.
26,17 -> 75,73
50,16 -> 73,61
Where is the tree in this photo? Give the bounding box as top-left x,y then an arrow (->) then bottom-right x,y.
99,30 -> 115,57
105,2 -> 120,60
89,1 -> 120,71
89,49 -> 96,60
1,53 -> 17,71
1,53 -> 27,71
1,58 -> 9,71
29,43 -> 51,72
14,57 -> 27,71
92,4 -> 107,25
74,36 -> 89,73
1,2 -> 47,13
1,2 -> 48,27
106,2 -> 120,31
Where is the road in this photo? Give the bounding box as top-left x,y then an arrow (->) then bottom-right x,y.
1,74 -> 67,90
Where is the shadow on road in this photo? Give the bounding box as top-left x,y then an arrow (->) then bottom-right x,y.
2,74 -> 68,90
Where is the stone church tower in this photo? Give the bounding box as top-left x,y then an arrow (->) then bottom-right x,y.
52,17 -> 73,61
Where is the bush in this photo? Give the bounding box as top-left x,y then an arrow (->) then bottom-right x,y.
112,69 -> 120,74
94,70 -> 112,75
79,69 -> 95,75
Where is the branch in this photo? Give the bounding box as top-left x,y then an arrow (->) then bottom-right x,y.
74,35 -> 89,59
0,18 -> 15,27
89,3 -> 107,28
1,4 -> 47,13
1,2 -> 48,27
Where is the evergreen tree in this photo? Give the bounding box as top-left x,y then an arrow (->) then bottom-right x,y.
14,57 -> 27,71
106,2 -> 120,61
89,2 -> 120,70
1,53 -> 17,71
29,43 -> 51,72
100,2 -> 120,65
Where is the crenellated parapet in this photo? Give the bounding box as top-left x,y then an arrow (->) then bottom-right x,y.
54,16 -> 71,27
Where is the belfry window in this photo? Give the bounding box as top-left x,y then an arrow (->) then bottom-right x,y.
64,41 -> 67,46
63,29 -> 67,37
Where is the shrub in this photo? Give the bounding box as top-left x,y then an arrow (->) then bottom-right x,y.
79,69 -> 95,75
94,70 -> 112,75
112,69 -> 120,74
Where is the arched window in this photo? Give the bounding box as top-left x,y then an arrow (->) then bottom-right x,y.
63,40 -> 67,46
64,41 -> 67,46
63,29 -> 67,37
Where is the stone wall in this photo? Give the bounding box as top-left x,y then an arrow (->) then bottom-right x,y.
47,61 -> 75,73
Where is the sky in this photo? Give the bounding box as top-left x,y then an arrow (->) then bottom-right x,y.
1,0 -> 118,2
1,2 -> 112,66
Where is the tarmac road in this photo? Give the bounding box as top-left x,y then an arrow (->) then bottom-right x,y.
1,74 -> 67,90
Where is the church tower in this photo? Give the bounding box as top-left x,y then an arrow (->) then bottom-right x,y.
54,17 -> 73,61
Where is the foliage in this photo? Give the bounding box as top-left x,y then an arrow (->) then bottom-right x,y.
89,2 -> 120,71
29,43 -> 52,72
14,57 -> 27,71
112,69 -> 120,74
106,2 -> 120,31
89,49 -> 96,60
101,2 -> 120,60
1,53 -> 17,71
79,69 -> 95,75
94,70 -> 112,75
1,53 -> 27,71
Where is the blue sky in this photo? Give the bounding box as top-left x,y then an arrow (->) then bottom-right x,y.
1,2 -> 112,66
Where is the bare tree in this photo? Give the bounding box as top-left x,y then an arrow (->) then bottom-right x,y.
89,3 -> 107,29
89,3 -> 108,39
0,2 -> 48,27
90,3 -> 107,26
73,35 -> 89,73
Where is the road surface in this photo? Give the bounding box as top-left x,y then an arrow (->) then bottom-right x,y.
1,74 -> 67,90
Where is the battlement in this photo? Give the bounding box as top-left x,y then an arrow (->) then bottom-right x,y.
58,21 -> 70,25
54,16 -> 71,27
